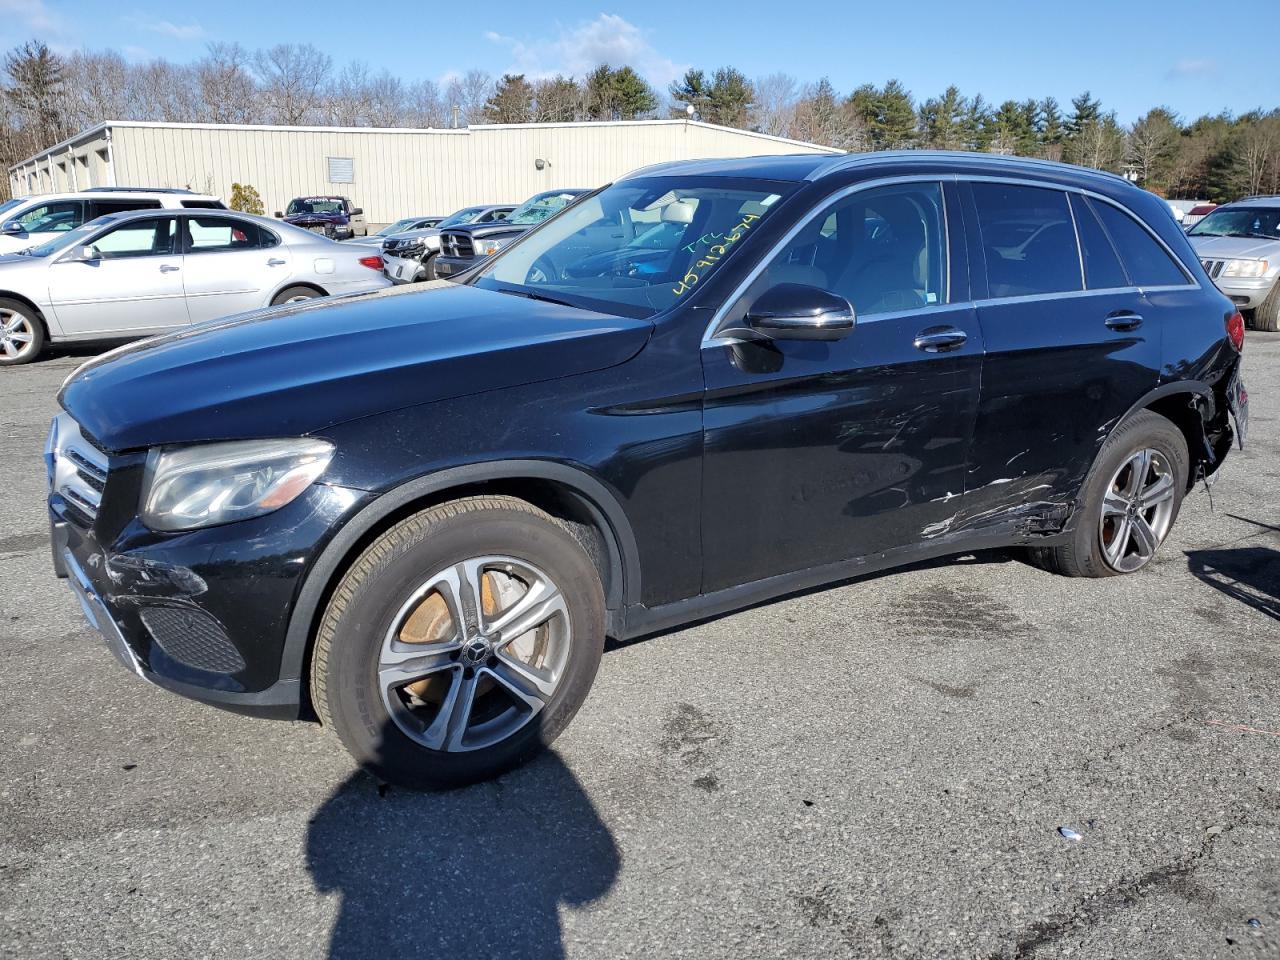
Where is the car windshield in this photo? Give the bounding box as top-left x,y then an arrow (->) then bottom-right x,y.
376,219 -> 417,236
1188,207 -> 1280,240
439,207 -> 485,228
287,197 -> 344,215
471,177 -> 790,319
507,193 -> 581,225
20,217 -> 115,257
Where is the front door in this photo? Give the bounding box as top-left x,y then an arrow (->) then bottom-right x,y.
0,199 -> 85,254
700,180 -> 984,593
47,216 -> 187,336
961,182 -> 1165,524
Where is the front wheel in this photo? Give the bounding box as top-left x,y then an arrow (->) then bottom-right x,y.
1028,410 -> 1188,577
311,496 -> 606,789
1253,281 -> 1280,333
420,253 -> 438,282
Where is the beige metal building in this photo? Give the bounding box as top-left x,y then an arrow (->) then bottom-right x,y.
8,119 -> 838,227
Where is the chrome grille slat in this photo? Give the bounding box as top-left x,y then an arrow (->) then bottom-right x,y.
49,413 -> 110,524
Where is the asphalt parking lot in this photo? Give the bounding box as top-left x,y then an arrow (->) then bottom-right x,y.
2,335 -> 1278,960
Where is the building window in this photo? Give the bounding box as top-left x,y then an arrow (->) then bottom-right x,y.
327,157 -> 354,184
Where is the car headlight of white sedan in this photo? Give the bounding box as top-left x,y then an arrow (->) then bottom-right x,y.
1219,258 -> 1270,278
142,438 -> 334,531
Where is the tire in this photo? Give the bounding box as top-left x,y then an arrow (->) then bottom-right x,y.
0,298 -> 45,365
420,253 -> 438,282
1028,410 -> 1189,578
1253,282 -> 1280,333
271,286 -> 323,307
311,495 -> 606,789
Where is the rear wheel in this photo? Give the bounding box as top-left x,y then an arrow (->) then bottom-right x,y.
0,298 -> 45,365
1028,410 -> 1188,577
311,496 -> 606,789
1253,282 -> 1280,333
271,286 -> 323,306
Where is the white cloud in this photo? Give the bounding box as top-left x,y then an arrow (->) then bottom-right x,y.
1167,58 -> 1217,79
125,14 -> 206,40
485,14 -> 686,91
0,0 -> 61,33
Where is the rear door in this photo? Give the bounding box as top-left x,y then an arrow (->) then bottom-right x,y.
962,181 -> 1162,525
47,216 -> 187,335
180,215 -> 286,323
700,180 -> 984,590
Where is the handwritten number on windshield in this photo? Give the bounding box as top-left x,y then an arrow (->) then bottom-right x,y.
671,214 -> 760,297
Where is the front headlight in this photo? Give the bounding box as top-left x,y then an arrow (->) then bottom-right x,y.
141,438 -> 334,532
1220,258 -> 1269,278
475,237 -> 511,257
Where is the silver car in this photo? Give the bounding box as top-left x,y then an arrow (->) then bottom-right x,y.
347,216 -> 447,248
0,208 -> 391,364
381,204 -> 515,284
1187,197 -> 1280,331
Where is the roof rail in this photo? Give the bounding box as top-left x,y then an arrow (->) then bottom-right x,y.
808,150 -> 1131,184
81,186 -> 196,194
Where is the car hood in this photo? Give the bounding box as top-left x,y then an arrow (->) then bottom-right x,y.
1188,234 -> 1280,259
60,282 -> 653,451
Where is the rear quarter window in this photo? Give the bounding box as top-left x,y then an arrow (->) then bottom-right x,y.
1088,198 -> 1190,288
1069,194 -> 1128,290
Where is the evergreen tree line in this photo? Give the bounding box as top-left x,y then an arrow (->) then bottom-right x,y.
3,39 -> 1276,204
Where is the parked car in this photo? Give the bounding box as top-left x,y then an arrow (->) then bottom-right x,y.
348,216 -> 447,248
276,196 -> 367,239
0,208 -> 390,364
0,187 -> 226,255
1183,203 -> 1218,230
1187,196 -> 1280,330
433,189 -> 587,279
47,152 -> 1246,789
382,204 -> 515,283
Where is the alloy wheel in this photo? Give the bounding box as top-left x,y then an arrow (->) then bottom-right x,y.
0,309 -> 35,360
1098,448 -> 1177,572
378,556 -> 571,752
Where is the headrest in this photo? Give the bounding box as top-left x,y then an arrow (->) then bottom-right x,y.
661,200 -> 696,224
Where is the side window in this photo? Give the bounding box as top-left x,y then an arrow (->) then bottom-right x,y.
89,199 -> 162,218
972,183 -> 1082,298
91,217 -> 177,259
1088,198 -> 1190,287
759,182 -> 949,317
184,216 -> 275,253
18,200 -> 84,233
1069,194 -> 1128,290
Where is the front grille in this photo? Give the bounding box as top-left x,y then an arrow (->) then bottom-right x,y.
442,232 -> 474,259
139,605 -> 246,674
1201,259 -> 1225,280
48,413 -> 109,525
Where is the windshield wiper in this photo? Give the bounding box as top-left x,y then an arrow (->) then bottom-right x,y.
492,286 -> 578,309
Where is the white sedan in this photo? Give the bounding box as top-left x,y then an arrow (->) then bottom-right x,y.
0,209 -> 391,364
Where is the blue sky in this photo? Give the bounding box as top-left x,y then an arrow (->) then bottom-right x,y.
4,0 -> 1274,123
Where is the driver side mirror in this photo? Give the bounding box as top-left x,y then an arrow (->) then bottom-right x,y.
2,220 -> 24,236
273,211 -> 283,219
350,207 -> 363,216
722,283 -> 856,342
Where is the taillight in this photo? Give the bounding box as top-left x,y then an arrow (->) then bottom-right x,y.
1226,310 -> 1245,352
358,255 -> 383,270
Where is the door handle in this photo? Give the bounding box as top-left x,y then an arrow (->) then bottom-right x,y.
159,264 -> 179,273
1105,311 -> 1143,331
267,258 -> 287,266
913,327 -> 968,352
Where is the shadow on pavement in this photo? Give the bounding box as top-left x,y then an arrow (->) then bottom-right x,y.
1186,545 -> 1280,622
306,740 -> 620,960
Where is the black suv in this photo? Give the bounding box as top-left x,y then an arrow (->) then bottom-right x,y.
433,188 -> 587,278
48,152 -> 1247,788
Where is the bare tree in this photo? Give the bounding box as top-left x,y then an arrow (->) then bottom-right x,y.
404,79 -> 446,128
1230,111 -> 1280,197
444,69 -> 492,126
532,76 -> 584,123
196,43 -> 258,124
751,73 -> 798,137
253,43 -> 332,124
62,51 -> 131,131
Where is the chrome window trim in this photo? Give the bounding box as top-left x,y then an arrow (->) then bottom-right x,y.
702,172 -> 1200,347
702,174 -> 955,347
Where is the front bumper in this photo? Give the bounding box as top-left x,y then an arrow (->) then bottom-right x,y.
50,480 -> 372,719
434,253 -> 485,280
1210,275 -> 1275,310
383,253 -> 424,284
